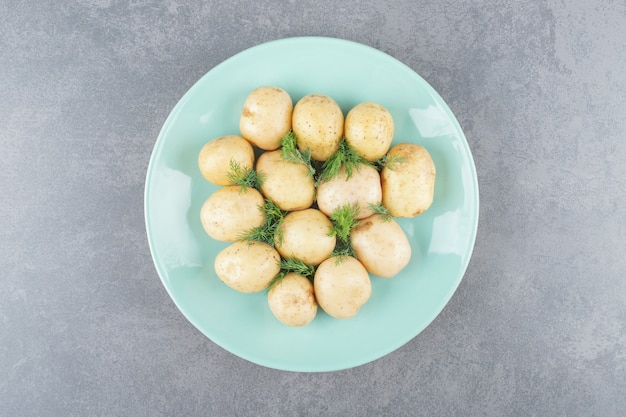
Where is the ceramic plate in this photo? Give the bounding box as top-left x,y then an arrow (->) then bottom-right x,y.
145,37 -> 479,372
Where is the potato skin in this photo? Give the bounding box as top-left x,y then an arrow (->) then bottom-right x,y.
381,143 -> 436,218
200,186 -> 265,242
316,164 -> 382,220
292,94 -> 344,161
275,208 -> 336,266
268,273 -> 317,327
197,135 -> 255,186
314,256 -> 372,319
239,86 -> 293,150
214,241 -> 280,293
256,150 -> 315,211
344,102 -> 394,162
350,214 -> 411,278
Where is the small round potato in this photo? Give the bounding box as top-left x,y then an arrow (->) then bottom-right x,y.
316,164 -> 382,220
200,186 -> 265,241
198,135 -> 255,186
239,86 -> 293,150
292,94 -> 344,161
214,241 -> 281,293
344,102 -> 394,162
275,208 -> 336,266
314,256 -> 372,319
381,143 -> 436,218
268,272 -> 317,327
350,214 -> 411,278
256,150 -> 315,211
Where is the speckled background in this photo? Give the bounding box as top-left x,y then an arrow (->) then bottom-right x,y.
1,1 -> 625,416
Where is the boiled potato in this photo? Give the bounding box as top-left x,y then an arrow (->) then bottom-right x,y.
316,164 -> 382,220
198,135 -> 255,186
314,256 -> 372,319
214,241 -> 280,293
292,94 -> 344,161
200,186 -> 265,241
239,86 -> 293,150
344,102 -> 394,161
256,149 -> 315,211
268,272 -> 317,327
350,214 -> 411,278
275,208 -> 336,266
381,143 -> 436,218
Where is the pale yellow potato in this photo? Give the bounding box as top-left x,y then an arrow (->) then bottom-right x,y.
200,186 -> 265,242
292,94 -> 344,161
239,86 -> 293,150
316,164 -> 382,220
350,214 -> 411,278
256,149 -> 315,211
314,256 -> 372,319
268,273 -> 317,327
198,135 -> 255,186
214,241 -> 280,293
275,208 -> 336,266
344,102 -> 394,162
381,143 -> 436,218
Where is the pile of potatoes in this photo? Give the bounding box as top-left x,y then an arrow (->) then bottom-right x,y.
198,86 -> 436,327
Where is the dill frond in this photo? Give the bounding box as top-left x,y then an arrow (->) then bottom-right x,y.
367,202 -> 392,221
330,244 -> 356,261
238,199 -> 286,246
375,153 -> 406,171
328,203 -> 360,243
280,131 -> 315,177
226,160 -> 265,191
328,203 -> 360,259
317,138 -> 373,184
279,257 -> 316,278
267,257 -> 316,290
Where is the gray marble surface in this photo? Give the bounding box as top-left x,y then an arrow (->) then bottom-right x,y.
2,1 -> 625,416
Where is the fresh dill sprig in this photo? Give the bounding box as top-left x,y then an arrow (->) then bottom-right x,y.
328,203 -> 360,243
238,199 -> 285,246
328,203 -> 360,259
226,160 -> 265,191
279,257 -> 316,278
368,202 -> 392,221
375,153 -> 406,171
316,138 -> 373,184
330,244 -> 356,262
268,257 -> 316,289
280,131 -> 315,178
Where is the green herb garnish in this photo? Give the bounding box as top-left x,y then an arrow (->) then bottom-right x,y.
367,202 -> 392,221
375,153 -> 406,171
226,160 -> 265,191
280,131 -> 315,178
268,257 -> 316,289
279,257 -> 316,278
329,203 -> 360,242
238,199 -> 285,246
328,202 -> 361,260
317,138 -> 372,184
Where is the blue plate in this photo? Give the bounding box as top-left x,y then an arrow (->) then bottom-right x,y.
145,37 -> 479,372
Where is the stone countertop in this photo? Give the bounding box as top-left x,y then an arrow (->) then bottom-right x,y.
1,1 -> 625,416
